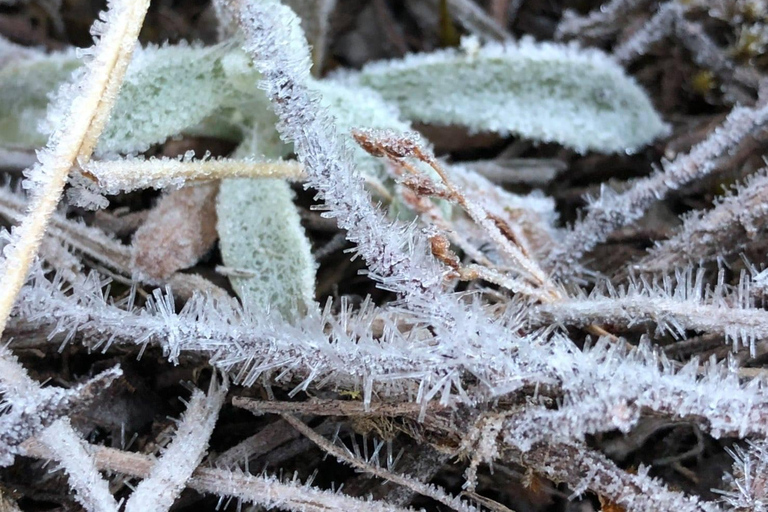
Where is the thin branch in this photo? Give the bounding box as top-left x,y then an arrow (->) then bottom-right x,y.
634,168 -> 768,274
546,102 -> 768,278
233,396 -> 442,418
555,0 -> 654,41
505,441 -> 723,512
84,157 -> 305,195
0,347 -> 122,466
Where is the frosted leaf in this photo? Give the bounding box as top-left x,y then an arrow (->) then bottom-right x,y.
217,126 -> 316,318
351,36 -> 668,153
0,49 -> 78,149
217,178 -> 316,317
0,43 -> 262,155
95,42 -> 252,155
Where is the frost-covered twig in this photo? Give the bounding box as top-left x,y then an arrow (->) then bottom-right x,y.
38,419 -> 118,512
614,3 -> 761,103
547,102 -> 768,278
718,440 -> 768,511
0,186 -> 132,273
505,441 -> 723,512
0,347 -> 122,466
635,169 -> 768,274
279,413 -> 480,512
10,268 -> 531,406
0,0 -> 150,336
419,0 -> 509,41
674,15 -> 761,102
532,269 -> 768,354
353,128 -> 558,298
505,336 -> 768,445
84,156 -> 304,195
612,2 -> 681,64
124,377 -> 227,512
22,437 -> 418,512
555,0 -> 654,41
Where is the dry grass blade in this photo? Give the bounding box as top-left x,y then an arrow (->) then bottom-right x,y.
0,0 -> 150,337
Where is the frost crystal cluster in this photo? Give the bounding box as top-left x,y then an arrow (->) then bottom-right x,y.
0,0 -> 767,511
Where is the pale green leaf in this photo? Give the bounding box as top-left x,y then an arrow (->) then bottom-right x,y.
352,37 -> 668,153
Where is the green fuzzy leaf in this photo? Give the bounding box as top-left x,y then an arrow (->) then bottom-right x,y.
0,43 -> 262,154
216,123 -> 316,318
310,77 -> 413,182
0,50 -> 78,149
352,37 -> 668,153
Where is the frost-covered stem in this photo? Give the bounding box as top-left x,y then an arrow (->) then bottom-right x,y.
21,440 -> 416,512
438,0 -> 510,40
0,0 -> 149,337
555,0 -> 653,41
124,378 -> 227,512
547,102 -> 768,277
75,0 -> 152,161
0,187 -> 132,273
280,414 -> 479,512
38,419 -> 119,512
0,347 -> 122,466
674,16 -> 761,101
85,158 -> 305,194
226,0 -> 449,310
505,442 -> 723,512
719,440 -> 768,510
421,150 -> 556,295
612,2 -> 680,64
635,169 -> 768,273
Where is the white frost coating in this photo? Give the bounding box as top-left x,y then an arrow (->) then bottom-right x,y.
94,42 -> 245,155
38,419 -> 118,512
719,440 -> 768,511
123,379 -> 227,512
352,37 -> 667,153
637,168 -> 768,273
547,102 -> 768,277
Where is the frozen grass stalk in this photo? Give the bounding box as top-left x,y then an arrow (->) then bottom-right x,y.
0,0 -> 150,336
